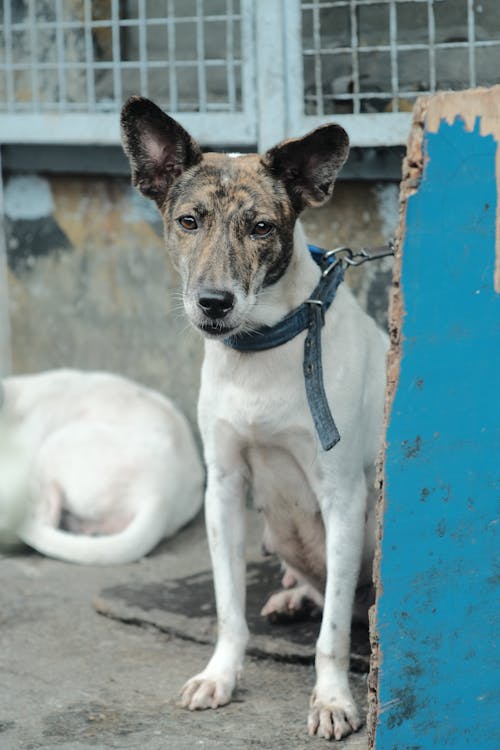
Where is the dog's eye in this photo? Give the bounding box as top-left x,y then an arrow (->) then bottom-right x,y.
251,221 -> 274,238
177,215 -> 198,231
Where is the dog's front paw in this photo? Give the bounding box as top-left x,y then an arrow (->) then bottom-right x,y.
179,671 -> 235,710
307,690 -> 361,741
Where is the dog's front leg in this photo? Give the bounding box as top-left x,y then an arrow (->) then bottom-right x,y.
180,465 -> 248,710
308,476 -> 367,741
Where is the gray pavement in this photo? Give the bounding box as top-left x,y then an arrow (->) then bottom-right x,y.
0,510 -> 369,750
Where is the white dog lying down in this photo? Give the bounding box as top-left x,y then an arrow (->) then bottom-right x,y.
0,369 -> 204,565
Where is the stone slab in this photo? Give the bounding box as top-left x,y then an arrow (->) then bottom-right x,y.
95,557 -> 370,672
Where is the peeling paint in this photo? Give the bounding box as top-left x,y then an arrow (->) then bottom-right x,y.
401,435 -> 422,460
5,216 -> 71,273
4,176 -> 72,273
372,99 -> 500,749
385,687 -> 418,729
421,85 -> 500,293
4,175 -> 54,220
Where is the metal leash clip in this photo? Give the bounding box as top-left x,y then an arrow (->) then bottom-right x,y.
321,241 -> 395,275
320,246 -> 354,277
344,239 -> 395,267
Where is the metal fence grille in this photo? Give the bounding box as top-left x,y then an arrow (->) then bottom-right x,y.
301,0 -> 500,116
0,1 -> 498,148
0,0 -> 243,114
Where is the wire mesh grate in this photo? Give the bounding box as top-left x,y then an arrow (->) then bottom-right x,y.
0,1 -> 498,147
0,0 -> 243,114
301,0 -> 500,116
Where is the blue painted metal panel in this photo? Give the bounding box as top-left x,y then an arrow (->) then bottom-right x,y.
376,117 -> 500,749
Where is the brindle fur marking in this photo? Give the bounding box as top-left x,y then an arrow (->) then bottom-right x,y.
121,96 -> 348,322
162,154 -> 297,293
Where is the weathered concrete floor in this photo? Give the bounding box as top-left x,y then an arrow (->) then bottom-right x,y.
0,510 -> 369,750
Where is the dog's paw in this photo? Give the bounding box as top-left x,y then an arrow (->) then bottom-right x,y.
307,691 -> 361,741
261,587 -> 307,617
179,672 -> 234,710
261,584 -> 323,621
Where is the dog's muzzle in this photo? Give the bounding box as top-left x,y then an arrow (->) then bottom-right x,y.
193,287 -> 238,337
197,288 -> 235,320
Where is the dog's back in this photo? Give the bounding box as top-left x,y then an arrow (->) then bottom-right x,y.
0,369 -> 204,564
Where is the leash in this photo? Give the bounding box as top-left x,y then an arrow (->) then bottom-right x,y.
307,242 -> 395,267
224,241 -> 395,451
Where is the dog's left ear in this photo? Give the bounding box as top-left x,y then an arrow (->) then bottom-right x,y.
262,124 -> 349,212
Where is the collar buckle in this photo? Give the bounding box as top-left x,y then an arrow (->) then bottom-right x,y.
305,298 -> 325,325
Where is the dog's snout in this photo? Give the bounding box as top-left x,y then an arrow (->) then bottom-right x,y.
197,289 -> 235,320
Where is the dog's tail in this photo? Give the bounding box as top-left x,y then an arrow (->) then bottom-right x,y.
17,492 -> 198,566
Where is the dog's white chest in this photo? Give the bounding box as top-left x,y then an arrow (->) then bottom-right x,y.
199,342 -> 327,585
247,440 -> 326,586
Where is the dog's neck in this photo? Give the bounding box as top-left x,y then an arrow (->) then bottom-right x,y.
246,222 -> 321,330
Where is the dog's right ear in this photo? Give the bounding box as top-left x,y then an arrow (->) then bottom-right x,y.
121,96 -> 202,207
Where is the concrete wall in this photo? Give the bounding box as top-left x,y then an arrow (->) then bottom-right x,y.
4,171 -> 398,433
0,150 -> 10,378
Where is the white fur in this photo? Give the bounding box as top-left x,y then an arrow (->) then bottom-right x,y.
180,223 -> 388,739
0,369 -> 204,565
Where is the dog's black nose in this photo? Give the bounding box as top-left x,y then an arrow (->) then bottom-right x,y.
197,289 -> 235,319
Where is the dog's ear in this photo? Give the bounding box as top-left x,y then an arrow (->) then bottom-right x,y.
121,96 -> 203,207
262,124 -> 349,212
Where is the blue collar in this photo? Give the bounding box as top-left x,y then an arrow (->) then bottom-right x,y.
223,245 -> 345,451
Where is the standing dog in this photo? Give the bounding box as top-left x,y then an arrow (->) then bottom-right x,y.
121,97 -> 388,741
